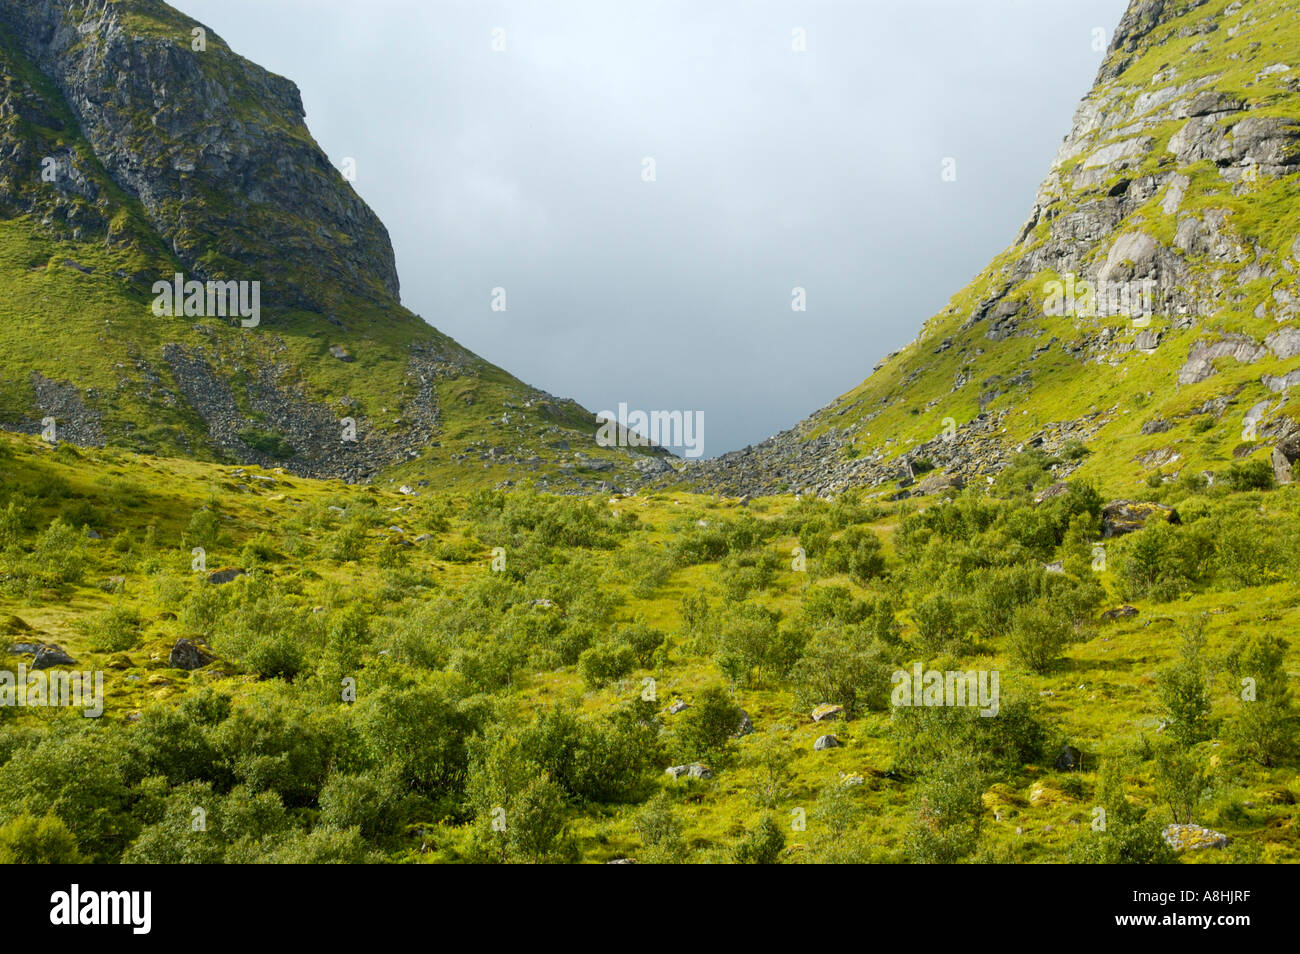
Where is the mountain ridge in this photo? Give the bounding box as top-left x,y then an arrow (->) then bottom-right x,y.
683,0 -> 1300,501
0,0 -> 668,489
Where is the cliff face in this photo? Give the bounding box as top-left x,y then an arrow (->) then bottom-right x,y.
0,0 -> 666,488
686,0 -> 1300,499
0,0 -> 399,313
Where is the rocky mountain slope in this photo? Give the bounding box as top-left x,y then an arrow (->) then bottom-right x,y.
0,0 -> 666,488
688,0 -> 1300,500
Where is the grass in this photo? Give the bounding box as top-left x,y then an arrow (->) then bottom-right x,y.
0,429 -> 1295,863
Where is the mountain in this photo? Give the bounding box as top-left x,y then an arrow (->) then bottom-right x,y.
688,0 -> 1300,500
0,0 -> 668,488
0,0 -> 1296,871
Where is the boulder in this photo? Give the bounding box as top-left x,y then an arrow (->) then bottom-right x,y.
733,709 -> 754,738
1257,787 -> 1295,806
666,763 -> 713,781
814,734 -> 842,751
208,567 -> 246,585
811,703 -> 844,723
1265,327 -> 1300,360
916,472 -> 964,495
1055,745 -> 1083,772
1033,481 -> 1070,505
1028,781 -> 1073,806
1101,500 -> 1178,537
666,699 -> 690,715
1178,335 -> 1267,386
169,638 -> 214,671
1101,605 -> 1140,622
1162,823 -> 1228,852
1272,434 -> 1300,484
633,456 -> 672,475
32,645 -> 75,669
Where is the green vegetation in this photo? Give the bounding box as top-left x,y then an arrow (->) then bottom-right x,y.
0,430 -> 1294,864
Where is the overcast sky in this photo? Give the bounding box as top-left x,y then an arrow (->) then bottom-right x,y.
173,0 -> 1131,457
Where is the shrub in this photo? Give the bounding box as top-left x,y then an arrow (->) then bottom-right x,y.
911,591 -> 969,655
633,791 -> 687,863
716,606 -> 801,687
29,518 -> 85,585
1008,601 -> 1074,674
1153,743 -> 1210,825
185,508 -> 221,550
318,769 -> 407,841
1070,758 -> 1176,864
78,605 -> 141,653
904,750 -> 984,864
823,527 -> 886,584
237,428 -> 296,459
1224,632 -> 1296,767
0,814 -> 82,864
1116,521 -> 1213,601
731,815 -> 785,864
1224,459 -> 1274,492
615,621 -> 666,667
675,685 -> 743,764
789,627 -> 893,716
577,643 -> 636,688
243,631 -> 305,681
800,584 -> 871,625
1157,618 -> 1213,746
970,564 -> 1043,639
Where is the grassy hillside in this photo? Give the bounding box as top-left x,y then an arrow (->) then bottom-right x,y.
0,429 -> 1294,863
692,0 -> 1300,503
0,1 -> 661,488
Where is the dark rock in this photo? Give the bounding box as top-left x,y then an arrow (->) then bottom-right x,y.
207,567 -> 246,585
1178,335 -> 1268,385
32,645 -> 75,669
1055,745 -> 1083,772
1101,500 -> 1178,537
1272,434 -> 1300,484
666,763 -> 713,780
1101,605 -> 1140,621
169,638 -> 214,671
1033,482 -> 1070,504
916,472 -> 964,495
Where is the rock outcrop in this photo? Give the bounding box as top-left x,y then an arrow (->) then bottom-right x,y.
679,0 -> 1300,499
